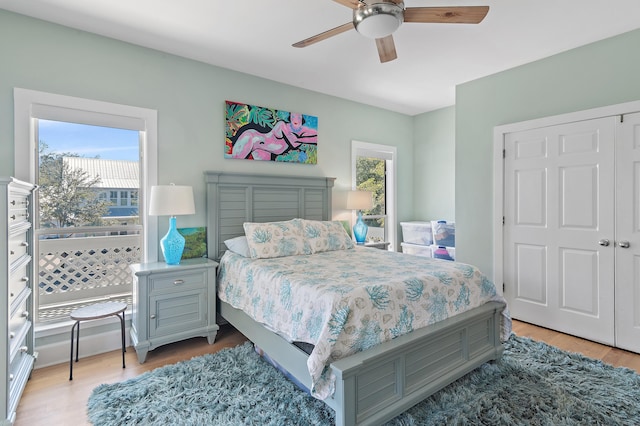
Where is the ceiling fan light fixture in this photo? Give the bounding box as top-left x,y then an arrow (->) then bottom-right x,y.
354,2 -> 404,39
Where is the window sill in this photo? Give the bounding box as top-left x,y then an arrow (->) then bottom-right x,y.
34,309 -> 131,339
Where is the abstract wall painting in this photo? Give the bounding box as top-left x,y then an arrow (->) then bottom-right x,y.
225,100 -> 318,164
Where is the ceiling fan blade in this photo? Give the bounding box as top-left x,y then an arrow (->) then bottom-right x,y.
404,6 -> 490,24
376,35 -> 397,63
332,0 -> 360,9
292,22 -> 354,48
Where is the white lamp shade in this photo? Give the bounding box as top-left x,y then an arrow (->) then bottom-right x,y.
346,190 -> 373,210
149,185 -> 195,216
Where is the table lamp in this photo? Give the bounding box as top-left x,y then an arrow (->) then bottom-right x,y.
149,184 -> 195,265
346,190 -> 373,244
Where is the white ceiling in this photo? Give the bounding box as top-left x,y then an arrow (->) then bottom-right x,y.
2,0 -> 640,115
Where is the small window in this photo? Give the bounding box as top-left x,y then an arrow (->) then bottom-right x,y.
352,141 -> 397,249
120,190 -> 129,206
356,156 -> 387,238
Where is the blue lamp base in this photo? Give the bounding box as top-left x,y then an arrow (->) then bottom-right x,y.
161,216 -> 185,265
353,211 -> 368,245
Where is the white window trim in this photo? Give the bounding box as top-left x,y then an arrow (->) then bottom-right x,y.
351,140 -> 397,250
13,88 -> 159,262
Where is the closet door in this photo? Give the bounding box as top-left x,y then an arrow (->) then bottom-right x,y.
615,112 -> 640,353
504,117 -> 617,345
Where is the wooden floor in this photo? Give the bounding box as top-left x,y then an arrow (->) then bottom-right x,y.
14,320 -> 640,426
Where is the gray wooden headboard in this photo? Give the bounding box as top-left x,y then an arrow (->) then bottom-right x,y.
204,171 -> 336,260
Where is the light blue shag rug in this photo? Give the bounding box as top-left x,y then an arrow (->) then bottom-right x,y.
87,335 -> 640,425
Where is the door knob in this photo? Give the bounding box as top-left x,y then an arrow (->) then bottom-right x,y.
618,241 -> 631,248
598,239 -> 610,247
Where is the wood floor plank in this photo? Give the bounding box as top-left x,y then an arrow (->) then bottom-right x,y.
15,325 -> 247,426
14,321 -> 640,425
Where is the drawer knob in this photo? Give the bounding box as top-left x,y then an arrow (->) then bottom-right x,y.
21,277 -> 29,282
10,250 -> 14,255
150,314 -> 156,319
9,332 -> 15,339
10,213 -> 28,220
21,311 -> 29,318
173,279 -> 185,286
21,241 -> 29,247
9,374 -> 13,382
20,346 -> 28,353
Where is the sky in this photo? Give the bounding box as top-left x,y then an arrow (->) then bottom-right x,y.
38,119 -> 139,161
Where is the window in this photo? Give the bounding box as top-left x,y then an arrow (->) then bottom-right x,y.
14,88 -> 158,324
352,141 -> 397,250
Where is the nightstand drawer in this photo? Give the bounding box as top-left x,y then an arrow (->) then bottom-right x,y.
149,270 -> 207,294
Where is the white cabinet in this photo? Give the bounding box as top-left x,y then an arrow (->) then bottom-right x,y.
129,258 -> 218,363
0,177 -> 36,424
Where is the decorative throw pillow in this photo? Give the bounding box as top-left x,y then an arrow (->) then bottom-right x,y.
224,236 -> 251,257
301,219 -> 355,253
243,219 -> 311,259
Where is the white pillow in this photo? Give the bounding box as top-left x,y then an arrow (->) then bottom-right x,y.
300,219 -> 354,253
224,236 -> 251,257
243,219 -> 311,259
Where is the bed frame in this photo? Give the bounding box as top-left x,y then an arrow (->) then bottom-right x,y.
204,171 -> 505,426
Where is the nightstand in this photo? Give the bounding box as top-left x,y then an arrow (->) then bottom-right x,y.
129,258 -> 219,363
364,241 -> 391,250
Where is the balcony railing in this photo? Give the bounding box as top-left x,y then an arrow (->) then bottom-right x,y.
37,225 -> 142,322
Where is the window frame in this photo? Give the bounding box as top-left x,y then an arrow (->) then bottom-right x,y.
13,88 -> 159,263
351,140 -> 397,250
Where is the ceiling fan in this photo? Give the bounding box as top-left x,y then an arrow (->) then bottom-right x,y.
292,0 -> 489,63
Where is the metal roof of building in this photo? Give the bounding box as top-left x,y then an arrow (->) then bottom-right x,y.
63,157 -> 139,189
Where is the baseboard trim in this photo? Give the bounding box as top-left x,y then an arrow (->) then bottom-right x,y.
35,325 -> 131,369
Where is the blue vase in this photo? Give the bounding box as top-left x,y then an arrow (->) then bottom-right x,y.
353,211 -> 368,245
161,216 -> 185,265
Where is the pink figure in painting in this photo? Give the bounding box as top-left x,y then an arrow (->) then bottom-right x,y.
230,113 -> 317,160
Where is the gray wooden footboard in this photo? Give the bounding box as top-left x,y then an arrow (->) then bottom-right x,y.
220,300 -> 505,426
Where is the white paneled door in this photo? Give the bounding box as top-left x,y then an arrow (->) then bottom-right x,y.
504,117 -> 617,346
615,112 -> 640,353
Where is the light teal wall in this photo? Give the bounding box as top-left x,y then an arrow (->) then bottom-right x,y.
456,28 -> 640,277
412,105 -> 455,221
0,10 -> 414,248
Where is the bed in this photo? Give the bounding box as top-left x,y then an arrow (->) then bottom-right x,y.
205,171 -> 509,426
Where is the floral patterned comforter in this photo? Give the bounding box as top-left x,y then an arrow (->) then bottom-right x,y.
217,246 -> 510,400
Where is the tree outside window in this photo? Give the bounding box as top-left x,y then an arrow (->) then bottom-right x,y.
356,156 -> 386,239
38,142 -> 109,229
